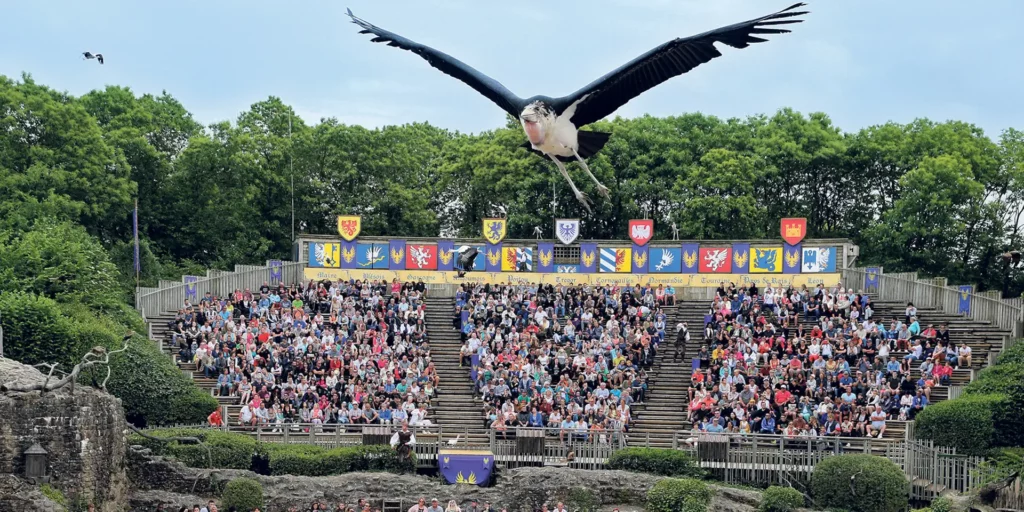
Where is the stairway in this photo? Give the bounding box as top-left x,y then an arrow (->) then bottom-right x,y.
423,295 -> 489,446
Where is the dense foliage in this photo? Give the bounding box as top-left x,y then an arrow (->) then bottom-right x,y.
132,429 -> 415,475
810,455 -> 908,512
914,394 -> 1004,456
758,486 -> 804,512
220,478 -> 264,512
646,478 -> 713,512
917,341 -> 1024,451
1,74 -> 1021,294
607,447 -> 705,478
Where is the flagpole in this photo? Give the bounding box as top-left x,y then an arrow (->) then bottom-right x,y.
133,198 -> 140,291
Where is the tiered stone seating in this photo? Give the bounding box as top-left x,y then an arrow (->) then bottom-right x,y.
625,297 -> 1010,445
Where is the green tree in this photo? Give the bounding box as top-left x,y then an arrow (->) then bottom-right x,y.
0,75 -> 134,239
672,148 -> 764,239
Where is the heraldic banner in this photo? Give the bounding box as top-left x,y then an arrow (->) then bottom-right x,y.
439,450 -> 494,486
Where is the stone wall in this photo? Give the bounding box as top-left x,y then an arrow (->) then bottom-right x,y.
128,449 -> 763,512
0,358 -> 129,512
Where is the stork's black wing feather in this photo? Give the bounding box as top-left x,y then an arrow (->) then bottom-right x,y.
556,3 -> 808,128
347,9 -> 523,117
96,54 -> 104,65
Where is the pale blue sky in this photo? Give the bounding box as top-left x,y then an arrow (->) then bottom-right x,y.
2,0 -> 1021,137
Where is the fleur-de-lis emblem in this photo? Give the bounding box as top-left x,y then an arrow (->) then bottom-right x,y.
439,249 -> 453,265
581,250 -> 595,268
443,456 -> 450,464
634,250 -> 647,268
960,291 -> 969,300
487,249 -> 500,266
785,250 -> 800,269
483,457 -> 490,465
391,247 -> 404,264
539,250 -> 552,267
456,472 -> 478,484
734,251 -> 748,269
342,245 -> 355,263
683,250 -> 697,269
868,272 -> 877,280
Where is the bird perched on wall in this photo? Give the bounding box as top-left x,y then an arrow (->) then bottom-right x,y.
347,4 -> 808,213
83,52 -> 104,64
533,226 -> 544,240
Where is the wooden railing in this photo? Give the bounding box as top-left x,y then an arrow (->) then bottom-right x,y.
135,260 -> 307,321
842,267 -> 1023,340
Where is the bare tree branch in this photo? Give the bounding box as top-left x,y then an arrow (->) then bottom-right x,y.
0,332 -> 133,393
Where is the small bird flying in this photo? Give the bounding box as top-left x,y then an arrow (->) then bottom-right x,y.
83,52 -> 104,64
347,4 -> 808,213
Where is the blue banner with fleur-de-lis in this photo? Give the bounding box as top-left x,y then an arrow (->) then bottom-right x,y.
957,285 -> 972,314
632,243 -> 649,274
269,260 -> 283,282
865,267 -> 881,291
184,276 -> 199,300
439,450 -> 494,486
537,242 -> 554,273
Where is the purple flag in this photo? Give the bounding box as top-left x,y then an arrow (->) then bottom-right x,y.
269,260 -> 283,282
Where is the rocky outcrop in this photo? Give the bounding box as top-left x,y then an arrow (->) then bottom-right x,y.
0,358 -> 129,512
128,450 -> 764,512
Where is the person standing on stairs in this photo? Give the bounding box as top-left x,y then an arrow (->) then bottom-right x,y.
674,322 -> 690,362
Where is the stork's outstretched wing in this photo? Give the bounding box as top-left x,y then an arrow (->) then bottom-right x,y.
555,3 -> 808,128
347,9 -> 523,117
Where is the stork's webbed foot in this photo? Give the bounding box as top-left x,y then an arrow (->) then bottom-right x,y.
595,183 -> 611,199
575,191 -> 592,213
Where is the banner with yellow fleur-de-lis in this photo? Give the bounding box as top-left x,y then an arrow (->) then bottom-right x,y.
783,242 -> 802,274
537,242 -> 554,273
439,450 -> 494,486
632,243 -> 649,274
389,239 -> 406,270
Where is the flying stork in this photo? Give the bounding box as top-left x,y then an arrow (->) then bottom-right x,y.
347,4 -> 808,213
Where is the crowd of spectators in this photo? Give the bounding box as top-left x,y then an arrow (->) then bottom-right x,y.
454,282 -> 674,441
167,278 -> 438,429
687,282 -> 970,440
160,498 -> 572,512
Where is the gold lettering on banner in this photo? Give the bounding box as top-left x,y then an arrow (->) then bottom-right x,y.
303,268 -> 842,288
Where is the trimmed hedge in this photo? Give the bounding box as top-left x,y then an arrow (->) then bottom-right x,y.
646,478 -> 713,512
260,443 -> 414,476
810,455 -> 908,512
914,394 -> 1004,456
607,447 -> 705,478
758,486 -> 804,512
132,429 -> 415,475
221,477 -> 264,511
130,428 -> 258,469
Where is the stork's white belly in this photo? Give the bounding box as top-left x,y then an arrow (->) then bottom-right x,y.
532,114 -> 578,157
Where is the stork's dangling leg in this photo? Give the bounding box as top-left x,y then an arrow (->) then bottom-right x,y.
571,148 -> 610,199
550,154 -> 591,214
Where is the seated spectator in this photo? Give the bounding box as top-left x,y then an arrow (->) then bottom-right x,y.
168,279 -> 434,429
455,283 -> 661,437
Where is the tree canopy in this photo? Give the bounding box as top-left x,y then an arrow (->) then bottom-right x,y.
1,72 -> 1022,296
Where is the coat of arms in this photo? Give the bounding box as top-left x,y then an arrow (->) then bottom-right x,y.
555,219 -> 580,245
337,215 -> 361,241
483,218 -> 507,244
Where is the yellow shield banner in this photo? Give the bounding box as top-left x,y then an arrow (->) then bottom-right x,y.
483,218 -> 507,245
337,215 -> 361,242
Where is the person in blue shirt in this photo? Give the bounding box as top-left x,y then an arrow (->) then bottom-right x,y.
528,407 -> 545,427
759,413 -> 777,434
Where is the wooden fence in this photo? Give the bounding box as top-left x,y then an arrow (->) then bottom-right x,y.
842,267 -> 1023,341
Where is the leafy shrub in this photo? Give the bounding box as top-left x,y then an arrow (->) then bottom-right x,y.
607,447 -> 705,478
810,455 -> 908,512
929,496 -> 954,512
963,358 -> 1024,448
130,429 -> 257,469
759,486 -> 803,512
646,478 -> 713,512
102,336 -> 218,427
559,488 -> 598,512
914,394 -> 1004,455
260,443 -> 414,476
0,291 -> 81,367
220,477 -> 264,512
39,484 -> 67,508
